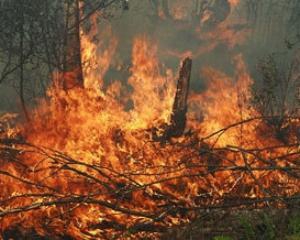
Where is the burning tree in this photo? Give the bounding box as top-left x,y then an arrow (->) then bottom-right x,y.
0,0 -> 300,239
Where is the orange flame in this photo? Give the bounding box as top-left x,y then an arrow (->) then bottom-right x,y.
228,0 -> 240,9
0,10 -> 299,239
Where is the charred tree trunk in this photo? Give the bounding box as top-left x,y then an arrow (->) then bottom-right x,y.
63,0 -> 84,90
18,0 -> 30,121
161,0 -> 170,19
149,0 -> 159,14
168,57 -> 192,137
153,57 -> 192,141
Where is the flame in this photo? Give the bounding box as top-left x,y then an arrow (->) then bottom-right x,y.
164,4 -> 251,61
189,54 -> 256,146
81,15 -> 118,92
128,36 -> 176,129
0,10 -> 299,239
189,54 -> 287,149
169,0 -> 194,21
197,18 -> 252,50
228,0 -> 240,9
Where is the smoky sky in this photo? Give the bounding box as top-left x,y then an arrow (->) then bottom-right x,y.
100,1 -> 298,93
1,0 -> 299,113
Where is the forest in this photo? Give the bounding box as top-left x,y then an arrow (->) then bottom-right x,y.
0,0 -> 299,239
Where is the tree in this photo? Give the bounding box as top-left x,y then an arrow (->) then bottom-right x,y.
0,0 -> 124,114
62,0 -> 84,90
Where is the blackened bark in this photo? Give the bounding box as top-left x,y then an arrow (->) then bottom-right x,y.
168,57 -> 192,137
18,0 -> 30,121
153,57 -> 192,141
63,0 -> 84,90
161,0 -> 170,18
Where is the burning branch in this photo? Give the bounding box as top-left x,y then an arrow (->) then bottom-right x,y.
0,114 -> 299,239
0,13 -> 299,237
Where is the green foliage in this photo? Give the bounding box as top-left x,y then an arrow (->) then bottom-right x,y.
252,53 -> 298,142
286,235 -> 300,240
252,53 -> 297,123
239,215 -> 256,240
288,215 -> 300,235
213,236 -> 233,240
261,213 -> 276,240
253,54 -> 281,118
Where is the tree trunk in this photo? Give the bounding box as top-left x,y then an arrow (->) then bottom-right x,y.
152,57 -> 192,141
63,0 -> 84,90
161,0 -> 170,18
168,57 -> 192,137
18,0 -> 29,121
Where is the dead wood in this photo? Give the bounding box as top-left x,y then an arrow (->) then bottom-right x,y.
153,57 -> 192,141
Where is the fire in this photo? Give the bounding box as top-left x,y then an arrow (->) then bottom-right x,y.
189,54 -> 257,146
169,0 -> 194,21
0,10 -> 299,240
128,36 -> 176,129
164,2 -> 251,61
81,15 -> 118,92
197,17 -> 252,50
228,0 -> 240,9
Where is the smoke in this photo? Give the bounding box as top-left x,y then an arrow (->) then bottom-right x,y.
0,0 -> 299,112
102,0 -> 299,93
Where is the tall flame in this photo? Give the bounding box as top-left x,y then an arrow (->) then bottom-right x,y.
0,9 -> 299,239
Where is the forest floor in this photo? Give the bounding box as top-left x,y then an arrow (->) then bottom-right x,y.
163,208 -> 300,240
